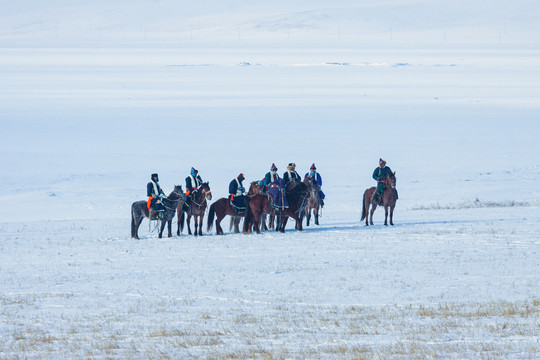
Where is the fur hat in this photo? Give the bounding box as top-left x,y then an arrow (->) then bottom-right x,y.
287,162 -> 296,170
237,173 -> 245,181
310,163 -> 316,170
191,167 -> 198,176
151,173 -> 159,180
270,163 -> 277,171
379,158 -> 386,166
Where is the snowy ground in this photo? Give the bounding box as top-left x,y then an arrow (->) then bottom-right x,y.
1,1 -> 540,358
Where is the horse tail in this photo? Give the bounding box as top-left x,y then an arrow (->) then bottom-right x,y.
207,202 -> 216,232
360,190 -> 367,221
243,202 -> 252,233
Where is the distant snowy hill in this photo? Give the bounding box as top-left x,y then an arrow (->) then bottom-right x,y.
1,0 -> 539,46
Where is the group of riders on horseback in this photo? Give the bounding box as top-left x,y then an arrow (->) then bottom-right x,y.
133,158 -> 397,238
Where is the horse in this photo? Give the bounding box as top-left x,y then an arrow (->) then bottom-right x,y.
304,175 -> 322,226
131,185 -> 184,239
275,179 -> 309,232
207,181 -> 259,235
177,182 -> 212,236
361,171 -> 397,226
242,181 -> 272,234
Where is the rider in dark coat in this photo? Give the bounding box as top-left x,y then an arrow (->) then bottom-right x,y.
372,158 -> 393,204
229,173 -> 247,212
283,163 -> 301,184
185,167 -> 203,207
147,173 -> 165,213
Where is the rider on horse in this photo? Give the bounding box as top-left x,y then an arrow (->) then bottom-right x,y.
229,173 -> 247,213
185,167 -> 203,207
305,163 -> 325,207
283,163 -> 301,184
147,173 -> 165,217
372,158 -> 394,205
262,163 -> 280,191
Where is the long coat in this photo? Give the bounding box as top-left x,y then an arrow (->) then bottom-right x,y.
372,166 -> 393,181
185,174 -> 203,193
229,178 -> 244,196
147,181 -> 164,197
264,171 -> 279,186
283,170 -> 301,183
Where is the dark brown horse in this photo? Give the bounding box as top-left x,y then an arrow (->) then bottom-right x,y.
275,179 -> 309,232
131,185 -> 184,239
177,182 -> 212,236
304,175 -> 322,226
207,181 -> 259,235
361,171 -> 397,226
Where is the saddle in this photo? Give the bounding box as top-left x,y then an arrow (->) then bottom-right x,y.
149,208 -> 164,220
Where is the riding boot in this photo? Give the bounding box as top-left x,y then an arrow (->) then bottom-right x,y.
321,199 -> 325,208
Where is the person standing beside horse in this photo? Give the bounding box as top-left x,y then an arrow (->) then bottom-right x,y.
147,173 -> 166,218
185,167 -> 203,208
305,163 -> 325,207
283,163 -> 301,184
372,158 -> 397,205
229,173 -> 247,214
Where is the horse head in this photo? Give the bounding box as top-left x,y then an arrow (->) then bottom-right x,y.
248,181 -> 263,196
199,182 -> 212,201
286,178 -> 301,192
387,171 -> 396,189
169,185 -> 184,200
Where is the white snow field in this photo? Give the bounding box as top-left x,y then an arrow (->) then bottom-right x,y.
1,1 -> 539,358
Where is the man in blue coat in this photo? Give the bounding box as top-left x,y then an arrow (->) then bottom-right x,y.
305,163 -> 325,207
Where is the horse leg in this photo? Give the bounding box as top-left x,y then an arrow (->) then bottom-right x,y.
159,220 -> 167,238
166,219 -> 172,237
280,216 -> 288,232
306,208 -> 311,227
216,214 -> 224,235
369,204 -> 376,226
384,205 -> 389,226
234,216 -> 240,233
193,216 -> 199,236
187,215 -> 193,235
390,205 -> 395,226
176,207 -> 182,236
132,214 -> 142,239
198,215 -> 204,236
314,206 -> 319,225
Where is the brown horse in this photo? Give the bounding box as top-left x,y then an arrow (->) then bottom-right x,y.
242,182 -> 272,234
207,181 -> 259,235
361,171 -> 397,226
177,182 -> 212,236
304,175 -> 322,226
131,185 -> 184,239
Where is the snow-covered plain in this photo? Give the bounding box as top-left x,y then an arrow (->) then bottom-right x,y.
1,1 -> 539,358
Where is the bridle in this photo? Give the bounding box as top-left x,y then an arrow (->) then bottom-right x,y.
192,187 -> 211,207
